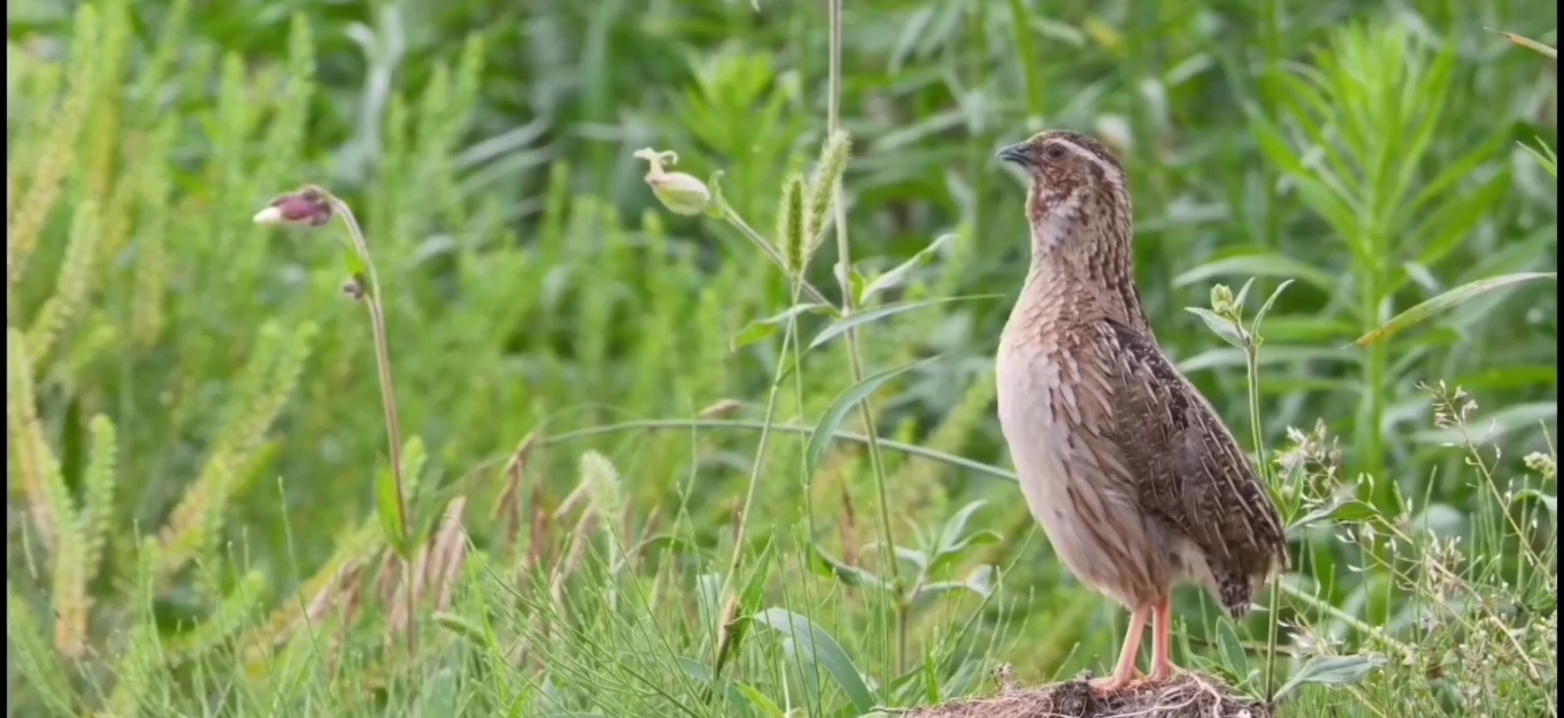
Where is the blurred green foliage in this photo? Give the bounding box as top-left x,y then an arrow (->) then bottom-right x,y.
5,0 -> 1556,716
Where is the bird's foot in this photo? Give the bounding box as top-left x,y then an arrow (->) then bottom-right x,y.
1147,660 -> 1184,684
1087,669 -> 1146,698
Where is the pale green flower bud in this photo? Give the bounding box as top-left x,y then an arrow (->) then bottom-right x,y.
633,148 -> 711,216
1209,283 -> 1236,317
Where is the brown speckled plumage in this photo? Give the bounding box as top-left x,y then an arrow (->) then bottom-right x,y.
994,130 -> 1288,694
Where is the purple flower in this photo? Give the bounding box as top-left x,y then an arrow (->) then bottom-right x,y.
253,187 -> 333,227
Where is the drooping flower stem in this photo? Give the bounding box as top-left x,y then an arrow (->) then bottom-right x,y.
254,186 -> 416,658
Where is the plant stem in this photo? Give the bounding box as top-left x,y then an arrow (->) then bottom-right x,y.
825,0 -> 899,592
541,419 -> 1015,482
327,194 -> 415,658
709,289 -> 800,690
1359,272 -> 1387,508
1274,579 -> 1412,655
1242,333 -> 1282,700
717,204 -> 832,306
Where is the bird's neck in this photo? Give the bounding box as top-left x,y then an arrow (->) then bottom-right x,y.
1022,219 -> 1150,332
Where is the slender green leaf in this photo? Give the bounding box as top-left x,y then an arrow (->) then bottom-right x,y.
1185,307 -> 1245,348
1522,138 -> 1558,178
375,465 -> 409,557
807,297 -> 998,352
1492,29 -> 1558,59
934,500 -> 988,555
1251,279 -> 1295,337
804,357 -> 937,475
1353,272 -> 1557,347
1514,489 -> 1557,517
859,233 -> 955,304
753,608 -> 876,713
1174,255 -> 1333,293
734,682 -> 785,718
810,545 -> 889,591
1216,620 -> 1249,681
1275,654 -> 1387,700
1286,499 -> 1385,537
731,303 -> 833,351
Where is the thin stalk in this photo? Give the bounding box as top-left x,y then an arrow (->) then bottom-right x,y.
717,204 -> 832,307
541,419 -> 1015,482
710,294 -> 801,689
825,0 -> 901,627
327,195 -> 415,657
786,284 -> 816,540
1242,334 -> 1281,699
1275,580 -> 1413,655
1360,272 -> 1387,506
546,416 -> 1427,656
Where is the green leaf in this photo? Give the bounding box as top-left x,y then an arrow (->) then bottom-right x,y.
1250,279 -> 1295,338
804,357 -> 937,476
1406,171 -> 1510,275
1185,307 -> 1245,348
1491,29 -> 1558,59
810,544 -> 889,591
1352,272 -> 1557,347
1216,620 -> 1249,682
893,546 -> 928,572
1286,498 -> 1384,537
1177,345 -> 1353,374
676,657 -> 746,709
1522,138 -> 1557,179
807,296 -> 999,352
731,303 -> 833,351
1173,255 -> 1333,294
752,608 -> 876,713
613,534 -> 700,572
927,501 -> 1003,573
1514,489 -> 1557,517
719,540 -> 777,661
1413,401 -> 1557,444
934,500 -> 988,555
912,565 -> 996,604
375,466 -> 409,558
859,233 -> 956,304
1231,277 -> 1258,314
733,682 -> 786,718
1275,654 -> 1387,700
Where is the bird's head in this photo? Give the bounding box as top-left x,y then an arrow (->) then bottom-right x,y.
995,130 -> 1132,256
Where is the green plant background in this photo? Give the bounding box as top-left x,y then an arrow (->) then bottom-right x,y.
6,0 -> 1557,716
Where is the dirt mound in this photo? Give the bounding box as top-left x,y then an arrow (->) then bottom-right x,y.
905,666 -> 1273,718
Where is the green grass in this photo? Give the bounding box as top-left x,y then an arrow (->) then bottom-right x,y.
5,1 -> 1556,716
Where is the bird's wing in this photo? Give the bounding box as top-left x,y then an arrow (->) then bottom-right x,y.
1086,318 -> 1288,609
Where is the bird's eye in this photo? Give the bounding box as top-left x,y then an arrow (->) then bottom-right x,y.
1044,145 -> 1067,160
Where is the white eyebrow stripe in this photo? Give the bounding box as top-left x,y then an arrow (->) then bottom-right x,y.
1048,138 -> 1125,188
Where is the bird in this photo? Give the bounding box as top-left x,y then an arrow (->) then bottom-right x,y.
992,130 -> 1288,695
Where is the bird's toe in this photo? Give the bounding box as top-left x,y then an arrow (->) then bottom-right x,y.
1087,675 -> 1135,698
1147,661 -> 1184,683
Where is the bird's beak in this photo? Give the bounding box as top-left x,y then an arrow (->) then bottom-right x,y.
995,143 -> 1031,168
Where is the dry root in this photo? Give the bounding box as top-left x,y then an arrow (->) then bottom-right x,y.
905,666 -> 1273,718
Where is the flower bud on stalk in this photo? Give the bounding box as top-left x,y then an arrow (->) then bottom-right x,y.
632,148 -> 711,216
252,187 -> 333,226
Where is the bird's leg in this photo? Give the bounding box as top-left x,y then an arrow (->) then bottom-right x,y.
1089,606 -> 1150,696
1148,595 -> 1183,682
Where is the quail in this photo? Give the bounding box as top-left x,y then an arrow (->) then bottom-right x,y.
993,130 -> 1288,694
